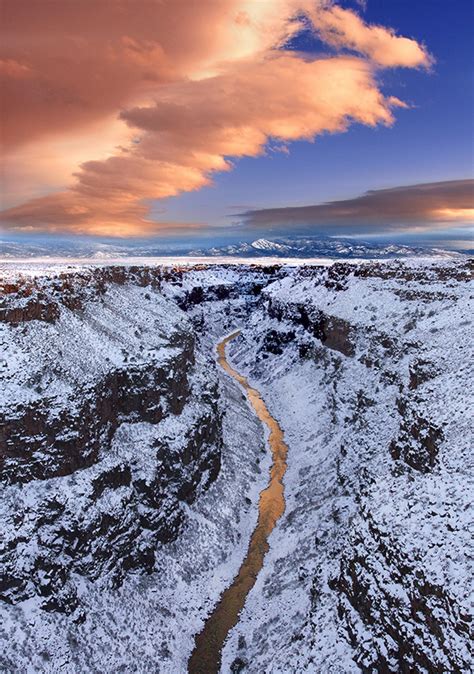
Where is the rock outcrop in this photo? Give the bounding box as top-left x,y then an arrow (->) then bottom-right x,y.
1,338 -> 194,484
335,511 -> 472,673
0,269 -> 223,614
1,259 -> 472,673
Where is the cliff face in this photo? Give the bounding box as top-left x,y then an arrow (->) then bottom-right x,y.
216,259 -> 473,673
0,259 -> 472,673
334,511 -> 471,673
0,269 -> 223,615
1,339 -> 194,484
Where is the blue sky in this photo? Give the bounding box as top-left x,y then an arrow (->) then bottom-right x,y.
1,0 -> 472,248
154,0 -> 473,242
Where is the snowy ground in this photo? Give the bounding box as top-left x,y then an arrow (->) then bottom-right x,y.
0,350 -> 268,672
218,260 -> 473,672
0,256 -> 334,280
1,258 -> 472,672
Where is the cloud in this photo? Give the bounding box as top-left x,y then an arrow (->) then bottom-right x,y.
0,0 -> 432,237
1,55 -> 407,236
238,179 -> 474,235
0,0 -> 305,152
307,4 -> 433,68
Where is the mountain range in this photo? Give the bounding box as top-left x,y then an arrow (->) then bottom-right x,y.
0,236 -> 466,260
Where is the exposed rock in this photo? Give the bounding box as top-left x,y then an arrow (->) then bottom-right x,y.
0,266 -> 166,324
262,329 -> 296,355
0,270 -> 223,613
335,512 -> 472,673
390,395 -> 443,472
267,298 -> 355,356
1,344 -> 193,484
409,358 -> 439,390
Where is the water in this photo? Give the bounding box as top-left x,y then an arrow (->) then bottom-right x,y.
188,331 -> 288,673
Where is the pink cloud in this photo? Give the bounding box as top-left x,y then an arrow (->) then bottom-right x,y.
239,180 -> 474,234
307,4 -> 433,68
0,1 -> 434,237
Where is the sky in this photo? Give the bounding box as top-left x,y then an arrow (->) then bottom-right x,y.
0,0 -> 473,249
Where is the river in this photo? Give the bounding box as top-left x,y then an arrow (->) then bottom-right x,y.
188,330 -> 289,673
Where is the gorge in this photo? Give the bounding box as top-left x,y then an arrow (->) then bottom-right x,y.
0,259 -> 472,673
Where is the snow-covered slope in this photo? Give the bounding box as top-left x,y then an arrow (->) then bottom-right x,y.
219,259 -> 474,672
0,259 -> 472,672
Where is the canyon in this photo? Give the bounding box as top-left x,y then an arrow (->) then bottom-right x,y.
0,258 -> 472,672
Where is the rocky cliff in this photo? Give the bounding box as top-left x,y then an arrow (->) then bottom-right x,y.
0,259 -> 472,673
216,259 -> 473,673
0,268 -> 223,618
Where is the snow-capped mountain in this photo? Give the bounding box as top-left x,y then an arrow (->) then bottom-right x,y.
247,238 -> 293,252
189,236 -> 463,259
1,235 -> 465,260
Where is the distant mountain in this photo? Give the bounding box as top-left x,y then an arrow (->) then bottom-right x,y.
188,236 -> 462,259
0,240 -> 180,259
0,235 -> 464,260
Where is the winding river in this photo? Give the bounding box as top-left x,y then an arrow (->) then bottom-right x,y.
188,331 -> 289,673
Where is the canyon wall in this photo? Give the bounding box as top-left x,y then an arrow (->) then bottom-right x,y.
217,259 -> 473,673
0,269 -> 224,616
1,259 -> 472,672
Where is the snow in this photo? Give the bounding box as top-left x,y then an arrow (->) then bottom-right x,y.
0,284 -> 184,410
217,259 -> 473,672
1,257 -> 472,672
0,257 -> 332,279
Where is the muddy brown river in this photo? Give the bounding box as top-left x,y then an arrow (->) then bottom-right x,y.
188,331 -> 289,673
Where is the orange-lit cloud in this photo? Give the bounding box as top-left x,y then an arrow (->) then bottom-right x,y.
0,0 -> 304,151
431,208 -> 474,222
306,4 -> 433,68
0,0 -> 434,237
239,180 -> 474,234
